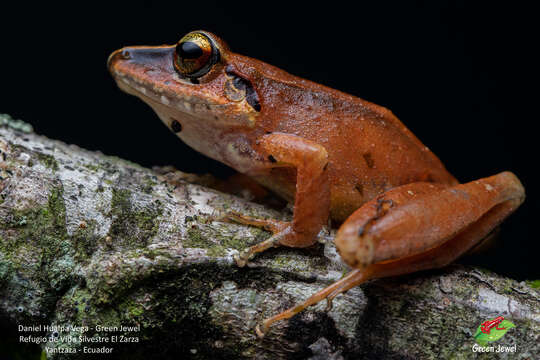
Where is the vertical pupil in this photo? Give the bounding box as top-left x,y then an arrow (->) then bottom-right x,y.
179,42 -> 203,59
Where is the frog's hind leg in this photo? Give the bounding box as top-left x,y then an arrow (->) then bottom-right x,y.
219,133 -> 331,267
256,171 -> 525,336
336,171 -> 525,269
255,268 -> 368,337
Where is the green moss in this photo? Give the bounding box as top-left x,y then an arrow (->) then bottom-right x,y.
1,185 -> 67,257
526,279 -> 540,289
36,152 -> 58,171
130,305 -> 144,317
57,265 -> 249,359
83,163 -> 100,172
0,183 -> 72,319
184,225 -> 266,258
502,279 -> 514,294
107,188 -> 163,246
220,229 -> 266,250
206,246 -> 227,258
0,254 -> 11,283
185,228 -> 212,248
142,176 -> 158,194
121,300 -> 145,317
48,186 -> 67,223
72,219 -> 99,263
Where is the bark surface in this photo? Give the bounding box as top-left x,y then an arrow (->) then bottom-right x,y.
0,114 -> 538,359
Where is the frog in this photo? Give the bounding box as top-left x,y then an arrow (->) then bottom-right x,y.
108,30 -> 525,337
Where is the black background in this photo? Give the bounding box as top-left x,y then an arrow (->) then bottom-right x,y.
2,1 -> 537,279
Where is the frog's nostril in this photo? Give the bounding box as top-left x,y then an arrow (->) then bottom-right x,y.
107,48 -> 134,70
119,49 -> 132,60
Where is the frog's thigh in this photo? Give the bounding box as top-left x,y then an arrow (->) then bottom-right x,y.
256,172 -> 525,336
336,171 -> 525,270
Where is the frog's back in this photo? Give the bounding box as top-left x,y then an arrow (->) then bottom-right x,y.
252,65 -> 458,222
323,97 -> 458,221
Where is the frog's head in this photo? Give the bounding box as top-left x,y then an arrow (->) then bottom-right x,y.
108,31 -> 264,134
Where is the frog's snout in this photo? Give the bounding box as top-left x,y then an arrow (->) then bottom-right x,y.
107,46 -> 174,75
107,48 -> 128,71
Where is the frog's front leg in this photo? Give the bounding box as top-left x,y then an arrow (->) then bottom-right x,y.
256,172 -> 524,336
224,133 -> 330,267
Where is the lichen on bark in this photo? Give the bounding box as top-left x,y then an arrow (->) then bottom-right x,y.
0,114 -> 538,359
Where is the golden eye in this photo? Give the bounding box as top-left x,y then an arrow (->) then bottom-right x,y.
174,32 -> 219,78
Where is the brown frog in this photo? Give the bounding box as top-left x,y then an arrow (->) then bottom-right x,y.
108,31 -> 525,336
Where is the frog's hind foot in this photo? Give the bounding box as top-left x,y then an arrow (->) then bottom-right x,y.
255,269 -> 368,337
218,211 -> 290,267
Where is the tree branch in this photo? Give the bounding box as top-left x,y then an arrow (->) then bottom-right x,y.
0,114 -> 538,359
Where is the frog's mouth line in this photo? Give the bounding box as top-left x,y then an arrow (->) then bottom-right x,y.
113,73 -> 258,131
114,73 -> 231,114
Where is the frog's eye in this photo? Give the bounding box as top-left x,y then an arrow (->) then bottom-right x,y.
174,32 -> 220,78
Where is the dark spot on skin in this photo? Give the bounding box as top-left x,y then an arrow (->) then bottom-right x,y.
170,119 -> 182,133
246,90 -> 261,111
190,78 -> 200,84
1,152 -> 6,161
355,182 -> 363,196
376,198 -> 394,214
363,153 -> 375,168
268,155 -> 277,163
265,131 -> 272,135
358,197 -> 394,238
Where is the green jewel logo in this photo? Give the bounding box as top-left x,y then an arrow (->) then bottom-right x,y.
473,316 -> 515,346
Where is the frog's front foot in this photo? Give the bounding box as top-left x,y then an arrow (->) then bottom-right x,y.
219,211 -> 291,267
232,239 -> 277,267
